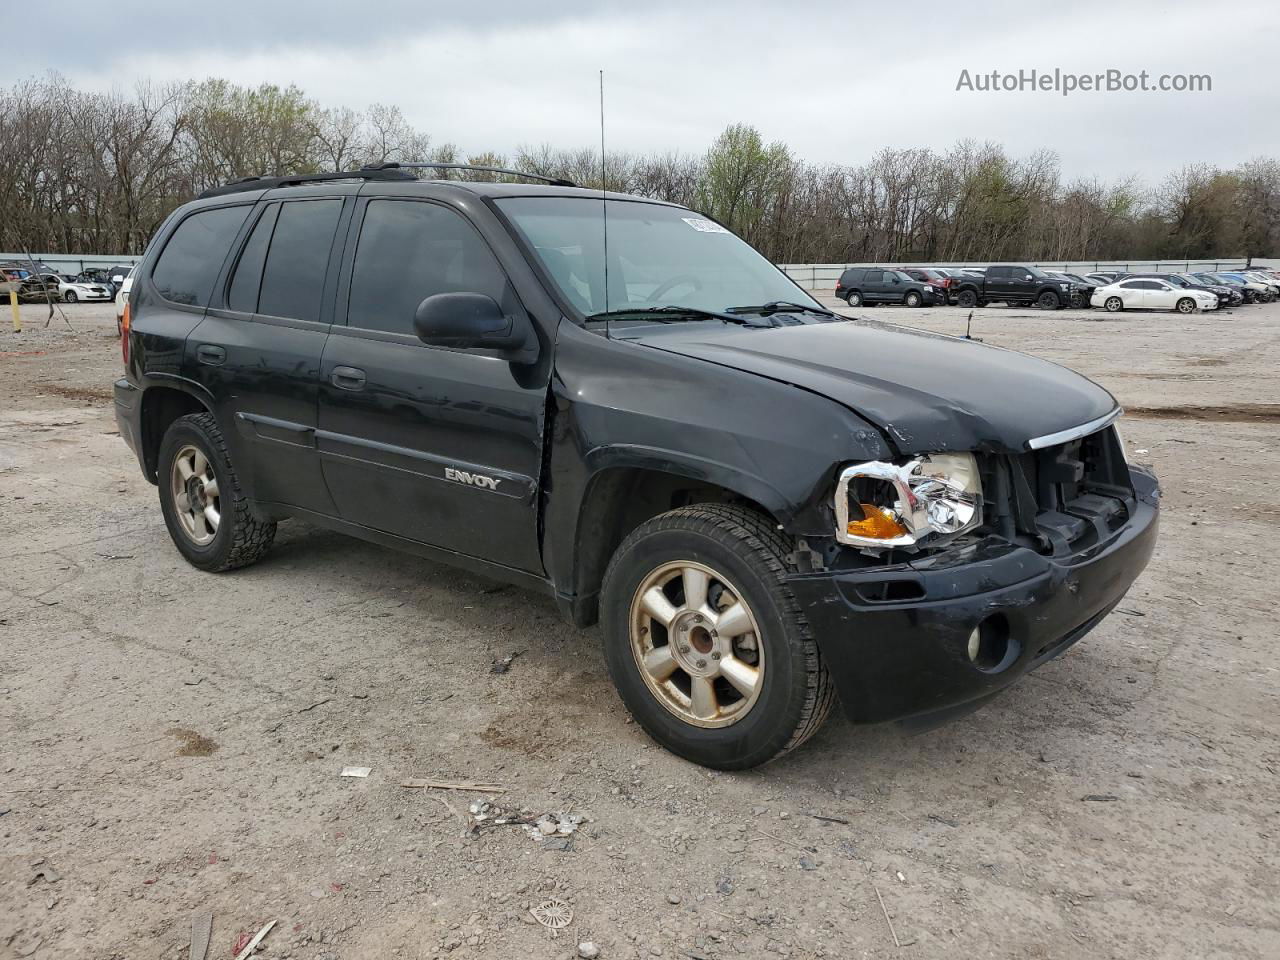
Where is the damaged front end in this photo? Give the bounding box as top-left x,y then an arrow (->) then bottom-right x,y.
786,416 -> 1160,727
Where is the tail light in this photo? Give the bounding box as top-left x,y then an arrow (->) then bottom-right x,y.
120,301 -> 131,366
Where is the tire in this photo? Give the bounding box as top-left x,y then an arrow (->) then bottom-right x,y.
904,291 -> 922,307
1037,290 -> 1061,309
956,289 -> 978,308
157,412 -> 276,572
844,290 -> 862,307
1176,297 -> 1196,315
600,504 -> 835,770
1104,296 -> 1123,313
1069,292 -> 1084,309
63,290 -> 78,303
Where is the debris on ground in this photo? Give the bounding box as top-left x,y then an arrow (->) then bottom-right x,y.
490,651 -> 524,674
339,766 -> 371,778
1082,794 -> 1120,802
189,910 -> 212,960
530,899 -> 573,929
401,778 -> 505,793
522,811 -> 585,842
231,919 -> 276,960
578,941 -> 601,959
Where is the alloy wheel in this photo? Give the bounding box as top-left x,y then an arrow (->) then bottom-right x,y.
628,560 -> 765,728
169,443 -> 221,546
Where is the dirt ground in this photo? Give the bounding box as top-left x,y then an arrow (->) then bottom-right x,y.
1,296 -> 1277,960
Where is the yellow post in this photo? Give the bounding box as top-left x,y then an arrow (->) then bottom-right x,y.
9,290 -> 19,333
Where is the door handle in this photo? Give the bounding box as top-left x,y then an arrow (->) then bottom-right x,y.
196,344 -> 226,365
331,366 -> 366,391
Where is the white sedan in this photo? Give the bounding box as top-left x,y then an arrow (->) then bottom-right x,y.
35,273 -> 114,303
1091,278 -> 1218,314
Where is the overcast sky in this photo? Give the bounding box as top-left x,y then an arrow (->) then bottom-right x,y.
11,0 -> 1279,182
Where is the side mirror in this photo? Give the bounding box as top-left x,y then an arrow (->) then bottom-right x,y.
1022,275 -> 1033,281
413,292 -> 536,361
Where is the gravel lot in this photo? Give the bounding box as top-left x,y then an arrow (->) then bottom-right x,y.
1,298 -> 1277,960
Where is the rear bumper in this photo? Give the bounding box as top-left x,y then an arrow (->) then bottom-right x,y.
787,465 -> 1160,726
114,378 -> 145,472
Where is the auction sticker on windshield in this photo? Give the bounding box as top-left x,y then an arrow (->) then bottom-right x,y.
682,217 -> 730,233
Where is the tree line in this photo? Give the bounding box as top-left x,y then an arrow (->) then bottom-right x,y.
2,74 -> 1277,264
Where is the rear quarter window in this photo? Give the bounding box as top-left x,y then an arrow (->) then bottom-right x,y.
150,205 -> 251,307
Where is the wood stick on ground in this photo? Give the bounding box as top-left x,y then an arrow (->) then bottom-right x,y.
232,920 -> 276,960
753,830 -> 814,852
873,882 -> 901,948
401,778 -> 505,793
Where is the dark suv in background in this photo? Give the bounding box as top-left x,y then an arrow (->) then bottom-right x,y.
952,265 -> 1072,309
834,267 -> 939,307
114,164 -> 1158,770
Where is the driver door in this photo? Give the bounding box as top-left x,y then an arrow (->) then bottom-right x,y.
316,196 -> 548,574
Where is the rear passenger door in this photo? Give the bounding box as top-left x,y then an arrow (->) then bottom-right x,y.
316,196 -> 548,574
187,195 -> 349,516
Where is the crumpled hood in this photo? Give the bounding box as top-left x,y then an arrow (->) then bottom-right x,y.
630,318 -> 1118,454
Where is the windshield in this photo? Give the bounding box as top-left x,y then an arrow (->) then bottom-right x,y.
495,197 -> 820,317
1024,266 -> 1050,278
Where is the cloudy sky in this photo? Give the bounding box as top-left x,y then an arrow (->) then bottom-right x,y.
10,0 -> 1279,182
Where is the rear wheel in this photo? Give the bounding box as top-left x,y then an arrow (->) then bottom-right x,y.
844,290 -> 862,307
904,291 -> 922,307
157,412 -> 276,572
1104,296 -> 1124,313
601,504 -> 834,769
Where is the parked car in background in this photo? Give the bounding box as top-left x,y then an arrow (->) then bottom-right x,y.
1084,272 -> 1123,285
1091,279 -> 1218,314
1207,273 -> 1272,302
1045,271 -> 1096,308
1174,274 -> 1243,306
896,267 -> 952,296
1242,272 -> 1280,298
1,267 -> 30,294
952,265 -> 1071,309
15,274 -> 61,302
835,268 -> 939,307
34,272 -> 113,303
1122,273 -> 1233,309
114,268 -> 135,334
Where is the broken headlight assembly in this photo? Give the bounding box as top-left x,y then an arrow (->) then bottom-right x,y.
833,453 -> 983,550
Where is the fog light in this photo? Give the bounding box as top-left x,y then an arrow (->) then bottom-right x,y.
966,627 -> 982,663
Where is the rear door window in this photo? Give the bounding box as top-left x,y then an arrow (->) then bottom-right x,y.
257,199 -> 343,323
227,204 -> 280,314
151,205 -> 251,307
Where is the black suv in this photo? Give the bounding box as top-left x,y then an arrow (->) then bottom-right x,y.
114,165 -> 1159,769
834,268 -> 938,307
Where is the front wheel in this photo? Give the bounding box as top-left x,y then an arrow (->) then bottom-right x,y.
1176,297 -> 1196,314
601,504 -> 834,769
956,289 -> 978,308
904,291 -> 922,307
63,290 -> 78,303
1104,296 -> 1124,313
157,412 -> 276,572
1037,290 -> 1061,309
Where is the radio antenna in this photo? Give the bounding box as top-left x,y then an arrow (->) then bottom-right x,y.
599,69 -> 611,338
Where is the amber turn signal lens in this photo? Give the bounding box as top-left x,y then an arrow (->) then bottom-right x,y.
846,503 -> 907,540
120,302 -> 130,365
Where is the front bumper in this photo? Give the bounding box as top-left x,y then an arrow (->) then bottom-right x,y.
787,465 -> 1159,726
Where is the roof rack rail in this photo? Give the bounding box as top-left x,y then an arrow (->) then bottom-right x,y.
363,161 -> 577,188
197,167 -> 417,199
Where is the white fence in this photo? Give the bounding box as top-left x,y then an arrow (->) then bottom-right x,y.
1,252 -> 141,275
780,259 -> 1278,292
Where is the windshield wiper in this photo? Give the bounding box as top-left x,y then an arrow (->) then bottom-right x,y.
587,305 -> 767,326
725,301 -> 841,319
